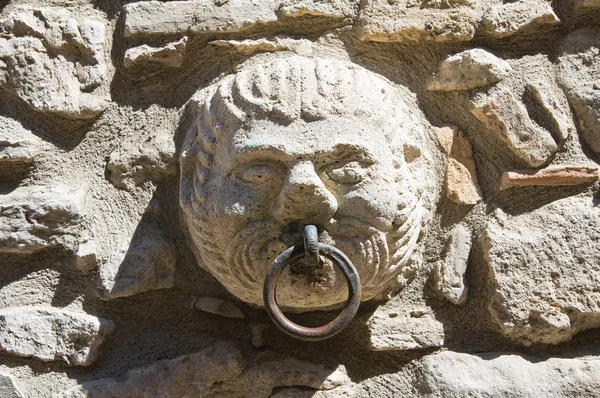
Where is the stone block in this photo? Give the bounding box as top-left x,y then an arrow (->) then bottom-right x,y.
427,49 -> 512,91
106,130 -> 176,191
480,196 -> 600,345
358,0 -> 478,42
434,224 -> 471,304
0,9 -> 107,119
435,126 -> 482,205
557,27 -> 600,153
0,185 -> 84,254
418,351 -> 600,397
479,0 -> 560,38
0,306 -> 114,366
368,302 -> 445,350
471,87 -> 557,167
99,222 -> 176,299
122,0 -> 279,37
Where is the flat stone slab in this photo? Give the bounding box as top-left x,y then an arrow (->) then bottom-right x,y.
0,306 -> 114,366
359,1 -> 478,43
418,351 -> 600,397
500,165 -> 599,189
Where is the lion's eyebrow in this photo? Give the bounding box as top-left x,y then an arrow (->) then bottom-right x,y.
227,142 -> 377,173
227,144 -> 290,173
315,144 -> 376,163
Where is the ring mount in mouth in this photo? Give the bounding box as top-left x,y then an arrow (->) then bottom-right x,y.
263,225 -> 362,341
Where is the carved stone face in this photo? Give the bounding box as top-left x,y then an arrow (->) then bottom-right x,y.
180,56 -> 436,311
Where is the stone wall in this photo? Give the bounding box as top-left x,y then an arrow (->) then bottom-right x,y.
2,0 -> 600,396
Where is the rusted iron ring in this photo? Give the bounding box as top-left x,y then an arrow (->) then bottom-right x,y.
263,243 -> 361,341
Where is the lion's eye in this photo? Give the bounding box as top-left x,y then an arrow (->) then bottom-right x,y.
325,161 -> 368,184
236,164 -> 278,184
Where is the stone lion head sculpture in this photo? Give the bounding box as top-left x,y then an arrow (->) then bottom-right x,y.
179,55 -> 439,312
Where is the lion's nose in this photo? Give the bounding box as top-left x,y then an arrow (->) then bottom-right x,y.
272,161 -> 338,225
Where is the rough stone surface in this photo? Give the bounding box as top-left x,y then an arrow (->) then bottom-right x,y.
277,0 -> 359,18
191,296 -> 246,319
435,126 -> 482,205
480,196 -> 600,345
434,224 -> 471,305
359,0 -> 478,42
480,0 -> 560,38
427,49 -> 512,91
123,0 -> 279,37
106,130 -> 176,191
3,0 -> 600,395
501,165 -> 599,189
368,302 -> 445,350
557,27 -> 600,153
124,37 -> 188,69
210,36 -> 313,56
99,222 -> 176,299
0,306 -> 114,366
0,185 -> 85,254
179,55 -> 440,311
0,115 -> 40,165
471,87 -> 558,167
60,341 -> 351,397
417,351 -> 600,397
0,371 -> 23,398
0,9 -> 107,119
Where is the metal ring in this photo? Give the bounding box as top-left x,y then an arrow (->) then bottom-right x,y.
263,243 -> 361,341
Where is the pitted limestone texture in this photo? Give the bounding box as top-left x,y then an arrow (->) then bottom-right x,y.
557,27 -> 600,153
0,185 -> 85,254
427,49 -> 512,91
179,55 -> 440,311
479,0 -> 560,38
106,129 -> 176,191
0,306 -> 114,366
481,196 -> 600,345
358,0 -> 479,43
367,300 -> 445,350
0,8 -> 107,119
